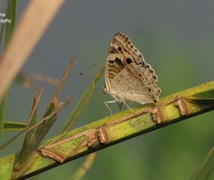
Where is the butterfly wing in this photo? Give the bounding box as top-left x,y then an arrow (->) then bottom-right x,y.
104,32 -> 161,104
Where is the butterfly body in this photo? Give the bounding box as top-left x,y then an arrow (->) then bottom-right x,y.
104,32 -> 161,107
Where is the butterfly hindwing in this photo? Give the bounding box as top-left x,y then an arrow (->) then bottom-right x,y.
104,32 -> 161,105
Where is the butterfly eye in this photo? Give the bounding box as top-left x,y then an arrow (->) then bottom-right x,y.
126,58 -> 132,64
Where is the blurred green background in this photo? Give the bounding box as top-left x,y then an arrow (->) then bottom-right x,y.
1,0 -> 214,179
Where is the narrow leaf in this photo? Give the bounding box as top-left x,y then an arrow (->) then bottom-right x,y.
14,89 -> 42,170
191,147 -> 214,180
3,121 -> 26,132
71,153 -> 96,180
60,66 -> 104,133
11,61 -> 73,179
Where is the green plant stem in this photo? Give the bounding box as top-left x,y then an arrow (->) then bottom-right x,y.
2,80 -> 212,179
0,0 -> 16,136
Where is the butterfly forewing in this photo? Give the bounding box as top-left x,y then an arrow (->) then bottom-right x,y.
104,32 -> 161,105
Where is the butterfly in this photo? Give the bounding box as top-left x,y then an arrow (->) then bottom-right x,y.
103,32 -> 161,112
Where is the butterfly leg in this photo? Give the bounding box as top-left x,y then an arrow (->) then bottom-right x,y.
121,101 -> 141,118
104,100 -> 118,115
